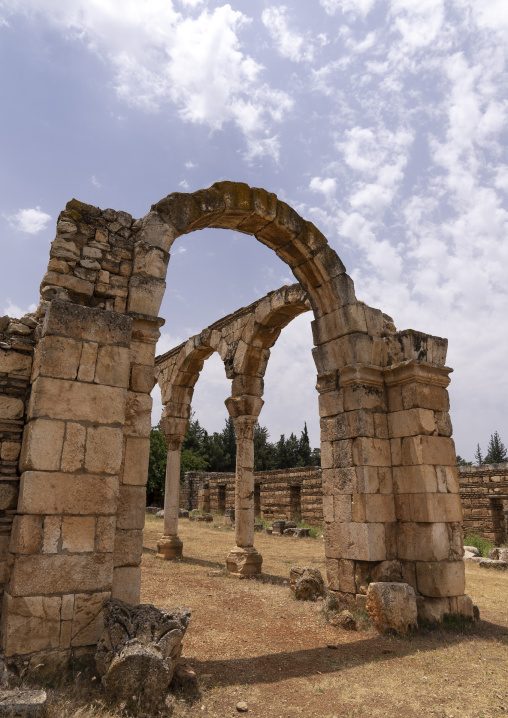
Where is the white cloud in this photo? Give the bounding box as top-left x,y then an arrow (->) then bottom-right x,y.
261,6 -> 314,63
3,299 -> 37,317
5,206 -> 52,234
320,0 -> 378,18
91,175 -> 102,188
179,179 -> 190,189
309,176 -> 336,200
184,160 -> 197,169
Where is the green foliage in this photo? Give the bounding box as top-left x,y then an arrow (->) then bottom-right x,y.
474,443 -> 483,465
484,431 -> 507,464
147,424 -> 167,501
456,455 -> 472,466
464,532 -> 494,557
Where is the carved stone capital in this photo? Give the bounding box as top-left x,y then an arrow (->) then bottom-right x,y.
383,360 -> 452,388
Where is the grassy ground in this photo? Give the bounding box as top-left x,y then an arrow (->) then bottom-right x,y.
44,513 -> 508,718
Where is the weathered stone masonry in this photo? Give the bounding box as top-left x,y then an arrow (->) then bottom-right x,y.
458,464 -> 508,544
0,181 -> 471,671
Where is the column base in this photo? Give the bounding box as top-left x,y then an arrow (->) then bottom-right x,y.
225,546 -> 262,576
156,535 -> 183,560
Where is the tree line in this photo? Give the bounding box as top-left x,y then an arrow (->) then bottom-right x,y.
147,416 -> 321,502
456,430 -> 507,466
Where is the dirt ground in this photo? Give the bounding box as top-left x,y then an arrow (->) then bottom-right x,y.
49,513 -> 508,718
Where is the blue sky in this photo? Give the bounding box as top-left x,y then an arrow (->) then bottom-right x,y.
1,0 -> 507,460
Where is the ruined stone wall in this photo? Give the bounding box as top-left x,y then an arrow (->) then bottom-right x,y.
458,464 -> 508,544
181,467 -> 323,524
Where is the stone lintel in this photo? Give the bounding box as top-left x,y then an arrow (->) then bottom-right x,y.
339,365 -> 384,389
383,360 -> 452,388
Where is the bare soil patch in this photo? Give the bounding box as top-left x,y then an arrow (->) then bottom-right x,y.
46,514 -> 508,718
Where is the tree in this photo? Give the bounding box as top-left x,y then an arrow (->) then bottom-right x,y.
253,423 -> 276,470
456,455 -> 472,467
297,422 -> 312,466
147,425 -> 167,503
474,443 -> 483,466
484,431 -> 508,464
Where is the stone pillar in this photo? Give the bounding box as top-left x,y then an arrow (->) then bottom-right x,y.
225,416 -> 262,576
157,436 -> 184,560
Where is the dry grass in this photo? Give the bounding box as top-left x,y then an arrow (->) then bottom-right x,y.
43,514 -> 508,718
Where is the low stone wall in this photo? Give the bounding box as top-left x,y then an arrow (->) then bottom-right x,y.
458,464 -> 508,544
181,467 -> 323,525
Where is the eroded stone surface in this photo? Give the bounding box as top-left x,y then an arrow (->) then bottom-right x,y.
366,582 -> 418,634
289,566 -> 325,601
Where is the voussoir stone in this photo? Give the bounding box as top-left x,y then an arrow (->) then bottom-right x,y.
366,582 -> 418,634
96,598 -> 191,713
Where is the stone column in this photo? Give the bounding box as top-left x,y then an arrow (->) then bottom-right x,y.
225,416 -> 262,576
157,436 -> 184,560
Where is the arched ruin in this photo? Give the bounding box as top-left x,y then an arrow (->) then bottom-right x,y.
0,181 -> 470,672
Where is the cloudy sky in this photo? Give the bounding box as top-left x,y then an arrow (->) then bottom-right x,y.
1,0 -> 507,461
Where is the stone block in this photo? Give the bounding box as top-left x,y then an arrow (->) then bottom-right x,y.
322,495 -> 333,522
116,485 -> 146,530
364,494 -> 396,523
1,594 -> 62,655
60,422 -> 86,472
41,271 -> 94,299
378,467 -> 393,494
127,276 -> 166,317
338,559 -> 356,593
393,465 -> 437,494
130,339 -> 156,368
9,553 -> 113,596
401,436 -> 456,466
122,437 -> 150,486
61,594 -> 74,621
19,472 -> 119,515
0,483 -> 18,511
325,522 -> 386,561
10,515 -> 43,555
112,566 -> 141,604
395,493 -> 462,523
113,529 -> 143,567
95,345 -> 131,388
397,522 -> 450,562
416,596 -> 450,623
43,300 -> 132,345
416,561 -> 465,598
42,517 -> 61,553
388,409 -> 436,438
366,582 -> 417,634
0,396 -> 24,421
456,593 -> 474,618
435,465 -> 459,493
28,377 -> 126,425
61,517 -> 96,553
0,347 -> 32,375
343,385 -> 386,412
322,467 -> 356,495
19,419 -> 66,472
77,342 -> 99,382
318,390 -> 343,418
33,336 -> 82,381
71,592 -> 110,647
96,516 -> 116,553
124,391 -> 152,438
136,210 -> 175,252
311,304 -> 368,345
130,364 -> 155,393
354,466 -> 379,493
332,439 -> 354,468
0,441 -> 21,461
401,383 -> 449,411
325,558 -> 340,591
133,241 -> 169,280
85,426 -> 123,475
352,437 -> 391,466
334,495 -> 353,522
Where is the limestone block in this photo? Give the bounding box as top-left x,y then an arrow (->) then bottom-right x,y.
20,419 -> 66,472
456,594 -> 474,618
10,515 -> 43,555
416,561 -> 465,598
130,364 -> 155,393
130,339 -> 156,368
334,495 -> 353,522
313,333 -> 375,372
401,383 -> 449,412
127,276 -> 165,317
390,438 -> 401,465
85,426 -> 123,475
133,241 -> 169,280
0,347 -> 32,375
77,342 -> 99,382
0,441 -> 21,461
417,596 -> 450,623
325,521 -> 386,561
323,495 -> 333,522
61,517 -> 96,553
401,436 -> 456,466
364,494 -> 396,523
353,437 -> 391,466
352,494 -> 366,522
435,411 -> 453,437
0,536 -> 9,562
393,465 -> 437,494
395,493 -> 462,523
112,566 -> 141,604
322,467 -> 356,495
388,409 -> 436,438
326,411 -> 375,441
397,522 -> 450,562
61,594 -> 74,621
116,485 -> 146,530
71,592 -> 110,647
338,559 -> 356,593
343,385 -> 386,412
0,483 -> 18,511
435,465 -> 459,493
332,439 -> 354,468
113,529 -> 143,567
326,558 -> 340,591
387,386 -> 403,412
378,467 -> 393,494
318,390 -> 343,418
96,516 -> 116,553
60,422 -> 86,472
42,517 -> 61,554
0,396 -> 24,421
136,210 -> 176,252
354,466 -> 379,493
95,345 -> 130,388
33,336 -> 82,381
29,376 -> 126,425
374,413 -> 389,439
122,437 -> 150,486
41,271 -> 94,299
124,391 -> 152,438
42,300 -> 132,345
1,594 -> 62,655
366,582 -> 417,634
19,472 -> 119,515
9,553 -> 113,596
311,304 -> 368,346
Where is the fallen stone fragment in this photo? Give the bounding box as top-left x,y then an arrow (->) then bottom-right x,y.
463,545 -> 480,557
96,598 -> 191,713
329,610 -> 357,631
0,689 -> 47,717
253,523 -> 263,532
170,663 -> 199,697
488,548 -> 508,561
289,566 -> 325,601
236,701 -> 249,712
156,510 -> 164,519
366,582 -> 418,634
478,559 -> 508,570
179,509 -> 189,518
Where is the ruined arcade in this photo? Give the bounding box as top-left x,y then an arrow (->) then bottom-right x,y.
0,181 -> 470,670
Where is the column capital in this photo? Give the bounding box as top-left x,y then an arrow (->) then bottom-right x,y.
166,435 -> 184,451
233,415 -> 257,440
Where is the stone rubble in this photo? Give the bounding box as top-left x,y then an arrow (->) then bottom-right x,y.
289,567 -> 326,601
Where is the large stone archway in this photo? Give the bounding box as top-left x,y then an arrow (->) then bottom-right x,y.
0,181 -> 469,671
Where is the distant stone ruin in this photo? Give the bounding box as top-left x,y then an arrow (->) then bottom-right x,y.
0,181 -> 471,672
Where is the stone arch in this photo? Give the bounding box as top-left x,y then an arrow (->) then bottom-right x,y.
0,181 -> 471,671
154,283 -> 311,568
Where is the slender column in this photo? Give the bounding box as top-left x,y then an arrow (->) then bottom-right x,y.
156,435 -> 184,560
225,416 -> 263,576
